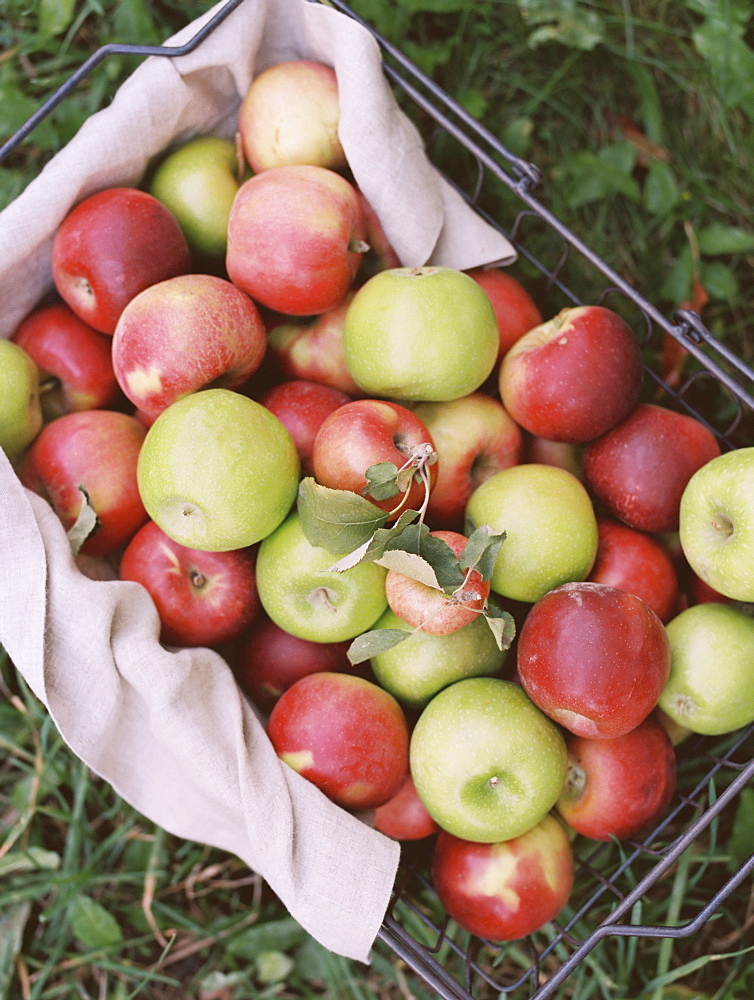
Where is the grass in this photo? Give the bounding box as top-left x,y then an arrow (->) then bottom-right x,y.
1,0 -> 754,998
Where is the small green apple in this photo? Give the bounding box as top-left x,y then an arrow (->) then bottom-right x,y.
659,602 -> 754,735
255,510 -> 388,643
137,388 -> 300,552
465,463 -> 598,603
369,607 -> 507,708
149,136 -> 243,257
342,267 -> 499,402
410,676 -> 568,843
0,339 -> 43,460
679,447 -> 754,602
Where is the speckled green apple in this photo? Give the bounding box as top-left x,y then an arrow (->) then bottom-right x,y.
255,509 -> 388,643
342,266 -> 499,402
137,388 -> 300,552
410,677 -> 568,843
659,602 -> 754,735
0,340 -> 43,460
465,463 -> 598,603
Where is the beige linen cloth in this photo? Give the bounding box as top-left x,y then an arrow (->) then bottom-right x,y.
0,0 -> 515,963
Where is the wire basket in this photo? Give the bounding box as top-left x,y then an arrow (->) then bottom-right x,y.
3,2 -> 753,997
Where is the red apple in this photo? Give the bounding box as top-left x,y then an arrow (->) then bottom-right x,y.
258,379 -> 351,478
18,409 -> 148,556
687,572 -> 734,607
499,305 -> 644,443
111,273 -> 267,420
237,60 -> 346,173
311,399 -> 438,517
412,392 -> 523,530
517,581 -> 671,739
118,520 -> 260,647
355,189 -> 402,283
432,814 -> 574,942
226,165 -> 367,315
465,266 -> 543,362
384,529 -> 490,635
524,434 -> 583,480
266,297 -> 362,396
51,187 -> 192,334
12,302 -> 120,419
234,612 -> 352,713
373,774 -> 440,841
556,716 -> 677,841
266,671 -> 410,810
582,403 -> 722,534
588,517 -> 680,623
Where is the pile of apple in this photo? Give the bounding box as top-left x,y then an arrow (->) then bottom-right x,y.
3,57 -> 754,946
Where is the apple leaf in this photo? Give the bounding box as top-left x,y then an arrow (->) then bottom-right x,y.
66,486 -> 99,557
297,477 -> 389,553
361,461 -> 401,502
482,603 -> 517,651
346,627 -> 412,665
375,549 -> 442,589
385,523 -> 465,591
460,524 -> 507,581
327,509 -> 420,573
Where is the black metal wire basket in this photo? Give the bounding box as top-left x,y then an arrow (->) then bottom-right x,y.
3,2 -> 753,997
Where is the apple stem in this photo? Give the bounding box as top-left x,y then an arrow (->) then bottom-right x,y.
710,513 -> 734,537
306,586 -> 339,614
386,443 -> 437,525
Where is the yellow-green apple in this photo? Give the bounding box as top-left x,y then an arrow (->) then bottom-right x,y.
149,136 -> 243,257
136,388 -> 300,552
556,716 -> 677,841
266,671 -> 409,810
384,530 -> 491,636
226,165 -> 367,315
517,581 -> 671,739
234,612 -> 352,714
13,303 -> 120,420
582,403 -> 721,534
588,517 -> 680,623
0,339 -> 43,460
499,305 -> 643,443
237,60 -> 346,173
368,607 -> 506,709
465,266 -> 543,363
118,520 -> 260,648
311,399 -> 438,518
18,409 -> 148,555
412,393 -> 523,530
465,463 -> 598,603
410,677 -> 568,842
432,814 -> 574,941
373,774 -> 440,841
112,273 -> 267,420
678,447 -> 754,602
659,602 -> 754,735
258,379 -> 351,478
51,187 -> 192,334
266,297 -> 362,396
255,509 -> 388,643
342,266 -> 499,402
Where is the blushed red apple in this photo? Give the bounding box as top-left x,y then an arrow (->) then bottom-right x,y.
267,671 -> 409,810
51,187 -> 192,334
226,165 -> 367,315
12,302 -> 120,419
517,581 -> 671,739
373,774 -> 440,841
119,520 -> 260,647
499,305 -> 644,443
465,266 -> 543,362
258,379 -> 350,477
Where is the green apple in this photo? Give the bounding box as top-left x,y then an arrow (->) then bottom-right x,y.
465,463 -> 598,603
410,676 -> 568,843
149,136 -> 242,257
679,447 -> 754,602
369,607 -> 507,708
342,266 -> 499,402
137,388 -> 300,551
659,602 -> 754,735
0,339 -> 43,460
255,510 -> 388,643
